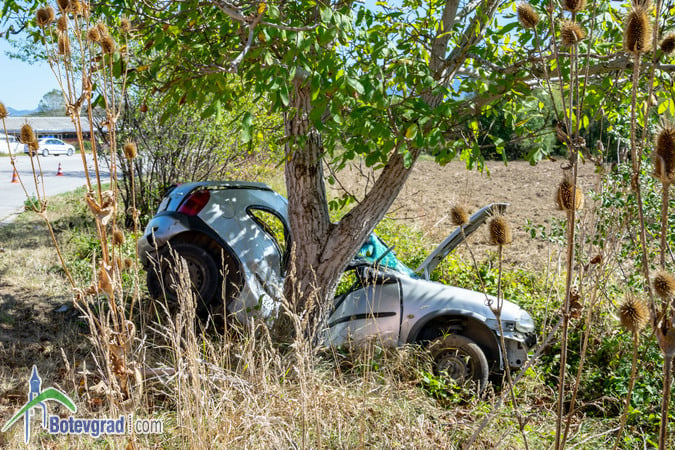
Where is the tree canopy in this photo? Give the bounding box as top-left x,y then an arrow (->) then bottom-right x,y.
4,0 -> 675,335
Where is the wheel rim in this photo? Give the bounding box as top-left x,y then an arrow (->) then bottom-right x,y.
436,348 -> 475,383
162,256 -> 207,296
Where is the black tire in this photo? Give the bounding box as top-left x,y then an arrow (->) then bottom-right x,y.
67,148 -> 73,156
146,242 -> 220,313
42,149 -> 49,157
428,334 -> 489,393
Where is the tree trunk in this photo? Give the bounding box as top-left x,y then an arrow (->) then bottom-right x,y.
280,80 -> 421,342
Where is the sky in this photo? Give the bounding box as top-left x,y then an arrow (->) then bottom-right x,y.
0,38 -> 60,112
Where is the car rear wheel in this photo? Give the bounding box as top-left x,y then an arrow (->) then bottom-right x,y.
428,334 -> 489,393
146,242 -> 220,314
42,149 -> 49,157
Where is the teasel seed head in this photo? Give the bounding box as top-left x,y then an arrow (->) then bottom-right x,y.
96,22 -> 108,36
58,33 -> 71,56
101,35 -> 116,54
123,141 -> 137,160
451,205 -> 470,227
489,216 -> 512,246
517,3 -> 539,29
619,295 -> 649,334
56,14 -> 67,33
556,180 -> 584,211
562,0 -> 586,13
661,33 -> 675,55
57,0 -> 69,11
124,258 -> 133,270
560,21 -> 585,47
112,228 -> 125,245
0,102 -> 7,119
20,124 -> 36,145
87,26 -> 101,42
28,140 -> 39,153
624,7 -> 653,54
120,17 -> 131,33
36,7 -> 54,27
69,0 -> 83,16
653,126 -> 675,184
633,0 -> 652,8
654,271 -> 675,299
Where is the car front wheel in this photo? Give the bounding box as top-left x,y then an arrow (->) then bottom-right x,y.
146,242 -> 220,314
428,334 -> 489,393
67,148 -> 73,156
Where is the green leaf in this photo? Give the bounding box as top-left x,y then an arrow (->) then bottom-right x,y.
346,76 -> 364,95
405,124 -> 417,139
240,111 -> 253,143
658,100 -> 668,115
279,83 -> 290,106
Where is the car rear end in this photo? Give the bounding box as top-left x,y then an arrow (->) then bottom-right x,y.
138,181 -> 289,321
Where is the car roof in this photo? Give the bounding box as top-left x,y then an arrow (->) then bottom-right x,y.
171,180 -> 274,193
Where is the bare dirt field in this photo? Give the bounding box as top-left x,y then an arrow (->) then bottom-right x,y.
332,157 -> 599,269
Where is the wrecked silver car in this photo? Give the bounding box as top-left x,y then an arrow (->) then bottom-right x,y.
138,181 -> 536,389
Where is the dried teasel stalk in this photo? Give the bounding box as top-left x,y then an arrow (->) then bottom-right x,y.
517,3 -> 539,29
624,7 -> 653,54
96,22 -> 108,36
57,14 -> 67,33
58,33 -> 71,56
112,228 -> 125,245
556,180 -> 584,211
451,205 -> 469,227
489,216 -> 512,246
87,26 -> 101,43
120,17 -> 131,33
653,126 -> 675,184
123,141 -> 137,160
653,271 -> 675,299
101,35 -> 116,54
20,124 -> 36,145
661,32 -> 675,54
560,21 -> 585,47
36,7 -> 55,27
562,0 -> 586,13
619,296 -> 649,334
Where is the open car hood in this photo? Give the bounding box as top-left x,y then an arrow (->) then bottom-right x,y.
415,203 -> 509,279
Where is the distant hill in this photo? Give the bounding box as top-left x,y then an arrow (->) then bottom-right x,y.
7,106 -> 37,116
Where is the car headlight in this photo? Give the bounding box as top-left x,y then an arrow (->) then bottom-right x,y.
515,309 -> 535,333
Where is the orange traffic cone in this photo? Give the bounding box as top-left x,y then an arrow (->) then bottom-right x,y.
11,168 -> 19,183
56,163 -> 63,176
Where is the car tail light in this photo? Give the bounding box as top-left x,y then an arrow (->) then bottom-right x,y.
177,189 -> 210,216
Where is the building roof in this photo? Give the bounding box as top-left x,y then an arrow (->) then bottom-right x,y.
2,116 -> 91,134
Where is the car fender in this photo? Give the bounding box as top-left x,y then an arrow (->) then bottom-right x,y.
404,308 -> 503,370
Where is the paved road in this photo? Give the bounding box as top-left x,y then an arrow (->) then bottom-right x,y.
0,153 -> 112,222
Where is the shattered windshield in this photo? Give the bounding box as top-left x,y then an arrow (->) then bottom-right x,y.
356,234 -> 417,277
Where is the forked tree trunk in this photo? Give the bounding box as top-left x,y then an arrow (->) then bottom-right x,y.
280,80 -> 420,341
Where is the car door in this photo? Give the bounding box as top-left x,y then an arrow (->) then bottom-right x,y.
51,139 -> 64,153
325,267 -> 402,347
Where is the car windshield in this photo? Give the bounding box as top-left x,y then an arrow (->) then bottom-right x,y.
355,234 -> 417,277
